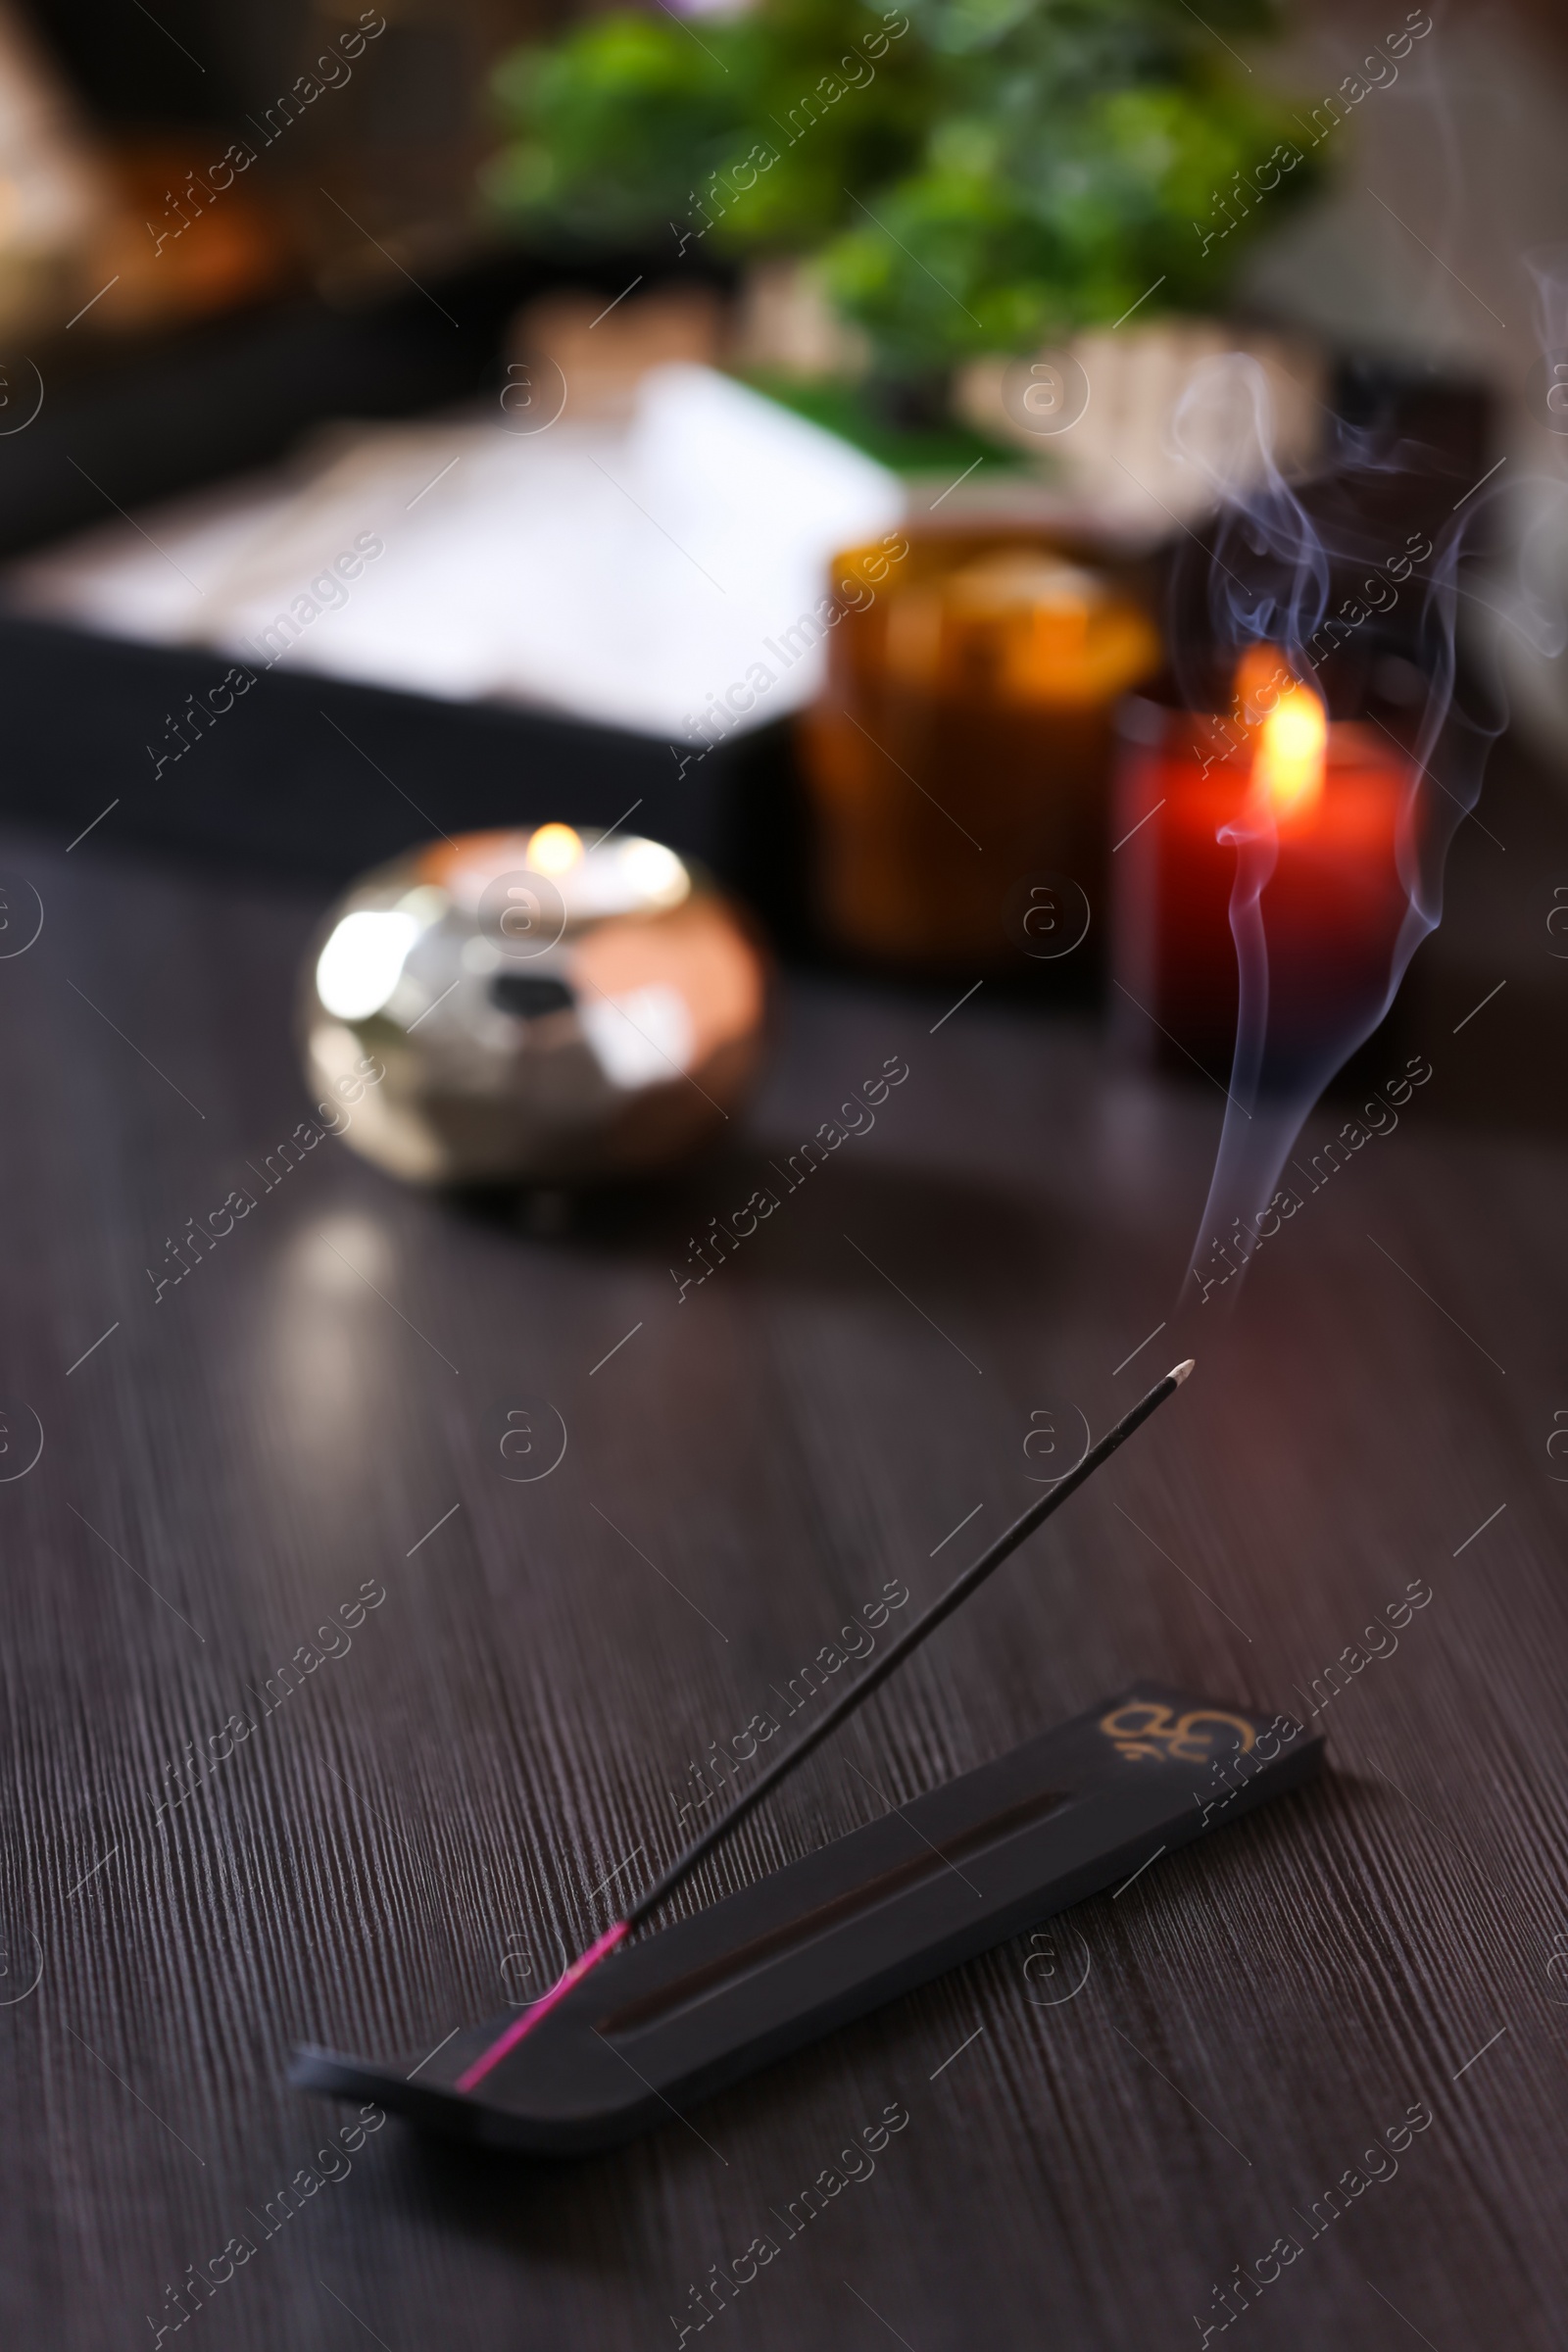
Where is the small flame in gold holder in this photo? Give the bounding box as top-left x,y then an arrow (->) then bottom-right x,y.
526,822 -> 585,875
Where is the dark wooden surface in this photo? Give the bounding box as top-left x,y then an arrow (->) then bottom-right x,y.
3,816 -> 1567,2352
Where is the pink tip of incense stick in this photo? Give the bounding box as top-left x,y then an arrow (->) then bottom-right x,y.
455,1919 -> 631,2094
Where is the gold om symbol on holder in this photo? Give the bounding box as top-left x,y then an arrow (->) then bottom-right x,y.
1099,1701 -> 1256,1765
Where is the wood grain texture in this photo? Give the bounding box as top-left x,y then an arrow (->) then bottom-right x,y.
1,819 -> 1565,2351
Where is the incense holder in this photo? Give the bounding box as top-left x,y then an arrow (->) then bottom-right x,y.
290,1684 -> 1322,2153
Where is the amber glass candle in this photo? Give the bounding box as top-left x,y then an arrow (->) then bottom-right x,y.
797,528 -> 1161,974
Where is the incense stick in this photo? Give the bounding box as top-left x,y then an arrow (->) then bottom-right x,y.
457,1358 -> 1195,2094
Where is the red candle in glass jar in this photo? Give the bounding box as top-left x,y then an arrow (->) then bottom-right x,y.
1112,659 -> 1416,1078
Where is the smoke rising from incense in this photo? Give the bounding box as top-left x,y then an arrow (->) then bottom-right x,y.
1171,343 -> 1560,1310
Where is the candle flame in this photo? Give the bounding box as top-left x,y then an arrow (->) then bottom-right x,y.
1244,661 -> 1326,822
527,822 -> 584,875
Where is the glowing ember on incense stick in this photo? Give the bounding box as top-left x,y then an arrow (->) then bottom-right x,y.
455,1358 -> 1196,2095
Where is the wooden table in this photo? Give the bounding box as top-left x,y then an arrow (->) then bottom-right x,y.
2,819 -> 1565,2352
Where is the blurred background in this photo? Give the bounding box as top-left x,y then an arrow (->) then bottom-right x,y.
0,0 -> 1564,1160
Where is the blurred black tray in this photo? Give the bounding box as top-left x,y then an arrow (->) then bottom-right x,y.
0,612 -> 807,933
0,244 -> 814,924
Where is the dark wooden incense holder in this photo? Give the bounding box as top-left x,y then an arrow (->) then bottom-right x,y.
291,1683 -> 1322,2153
